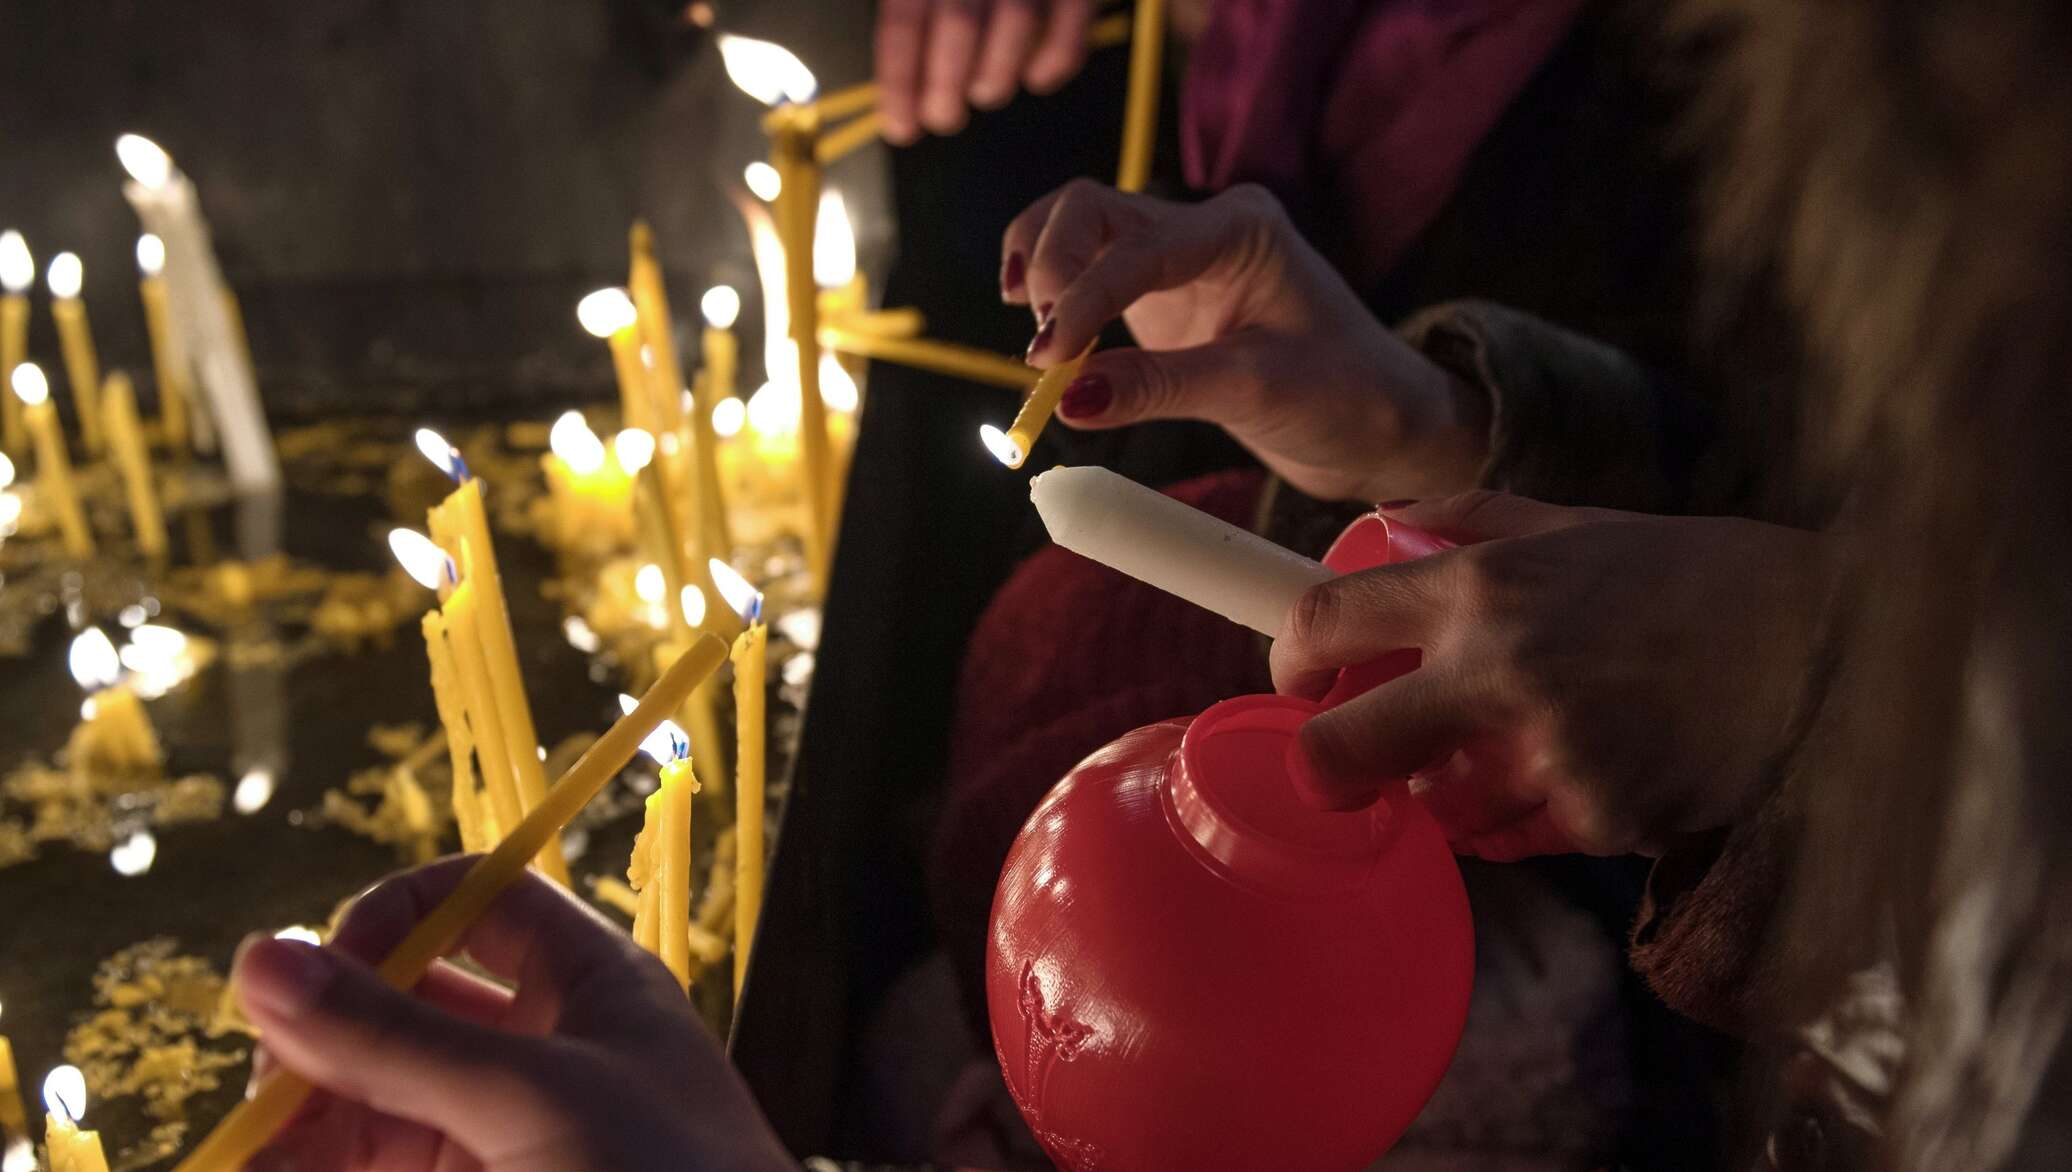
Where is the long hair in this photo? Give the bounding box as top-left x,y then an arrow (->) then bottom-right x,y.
1669,0 -> 2072,1166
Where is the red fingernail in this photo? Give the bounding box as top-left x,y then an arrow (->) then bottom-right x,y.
1025,316 -> 1056,363
1378,499 -> 1418,511
1059,374 -> 1112,419
1001,252 -> 1026,298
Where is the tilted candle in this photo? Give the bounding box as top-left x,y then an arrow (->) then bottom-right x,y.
1030,465 -> 1332,636
13,365 -> 94,559
985,347 -> 1090,470
173,634 -> 730,1172
100,373 -> 168,561
768,107 -> 838,589
818,325 -> 1035,391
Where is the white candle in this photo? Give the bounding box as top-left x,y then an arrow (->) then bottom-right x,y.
116,133 -> 278,493
1029,465 -> 1332,636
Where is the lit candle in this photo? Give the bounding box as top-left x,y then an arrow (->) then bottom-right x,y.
172,640 -> 730,1172
419,437 -> 571,885
136,234 -> 192,454
1116,0 -> 1167,192
0,231 -> 31,457
713,558 -> 767,997
657,749 -> 700,991
46,253 -> 105,456
0,1000 -> 24,1140
822,327 -> 1036,390
13,365 -> 94,559
418,607 -> 493,851
980,347 -> 1090,470
68,628 -> 164,776
539,412 -> 635,553
117,133 -> 279,492
627,222 -> 688,435
691,286 -> 737,559
577,288 -> 649,434
1029,465 -> 1332,636
42,1067 -> 109,1172
100,373 -> 168,561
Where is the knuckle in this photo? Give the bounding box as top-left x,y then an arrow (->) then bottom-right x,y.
1286,579 -> 1344,650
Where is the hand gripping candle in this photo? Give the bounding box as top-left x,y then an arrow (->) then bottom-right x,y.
989,467 -> 1473,1171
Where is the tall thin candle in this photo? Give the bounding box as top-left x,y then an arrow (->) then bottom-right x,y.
0,232 -> 31,456
46,254 -> 104,456
100,373 -> 168,561
136,235 -> 192,454
13,365 -> 93,559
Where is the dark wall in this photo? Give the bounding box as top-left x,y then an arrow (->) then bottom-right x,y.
0,0 -> 880,412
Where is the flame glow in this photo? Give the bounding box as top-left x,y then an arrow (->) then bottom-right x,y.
979,424 -> 1023,467
708,558 -> 763,623
116,134 -> 173,188
110,829 -> 157,877
718,34 -> 818,106
10,363 -> 46,406
121,624 -> 198,698
0,452 -> 13,490
635,563 -> 667,604
549,412 -> 607,475
820,352 -> 859,413
0,231 -> 31,293
614,428 -> 656,475
47,252 -> 82,299
414,428 -> 461,479
69,628 -> 122,690
747,379 -> 798,434
274,925 -> 322,945
4,1138 -> 34,1172
563,615 -> 601,653
700,285 -> 741,330
814,191 -> 857,289
233,768 -> 276,814
136,234 -> 166,277
389,528 -> 449,590
620,693 -> 691,766
44,1065 -> 88,1125
576,287 -> 637,338
680,584 -> 707,628
744,162 -> 782,202
711,396 -> 746,438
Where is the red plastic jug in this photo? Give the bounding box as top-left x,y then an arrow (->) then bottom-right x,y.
986,513 -> 1472,1172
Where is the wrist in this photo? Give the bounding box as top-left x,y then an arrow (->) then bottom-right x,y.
1361,364 -> 1492,504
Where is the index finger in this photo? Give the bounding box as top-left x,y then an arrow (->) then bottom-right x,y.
1269,554 -> 1465,699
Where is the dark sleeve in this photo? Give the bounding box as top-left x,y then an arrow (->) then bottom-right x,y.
1400,299 -> 1714,514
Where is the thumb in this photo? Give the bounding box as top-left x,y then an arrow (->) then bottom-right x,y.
1056,340 -> 1271,431
1383,491 -> 1635,544
237,935 -> 560,1157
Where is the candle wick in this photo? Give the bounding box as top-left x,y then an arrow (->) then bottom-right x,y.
671,729 -> 690,761
441,556 -> 459,588
448,448 -> 471,484
749,595 -> 764,624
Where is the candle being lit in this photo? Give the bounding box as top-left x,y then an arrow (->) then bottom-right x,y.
0,231 -> 30,456
42,1066 -> 110,1172
1030,465 -> 1333,636
718,34 -> 817,105
13,364 -> 94,558
46,252 -> 106,456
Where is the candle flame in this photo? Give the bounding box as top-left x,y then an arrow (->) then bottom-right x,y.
0,493 -> 20,539
0,231 -> 31,293
388,527 -> 451,590
110,829 -> 157,877
707,558 -> 764,623
10,363 -> 47,406
711,396 -> 746,438
746,379 -> 799,434
274,925 -> 322,945
744,162 -> 782,202
120,623 -> 198,697
814,191 -> 857,288
563,615 -> 601,653
137,233 -> 166,277
613,428 -> 655,474
47,251 -> 83,299
234,768 -> 277,814
2,1139 -> 30,1172
69,628 -> 123,690
979,423 -> 1024,467
700,285 -> 741,330
116,133 -> 174,188
620,693 -> 691,765
820,352 -> 859,413
413,427 -> 468,482
680,584 -> 707,628
635,562 -> 667,604
718,34 -> 817,106
0,452 -> 13,490
549,411 -> 607,475
576,287 -> 637,338
44,1065 -> 88,1125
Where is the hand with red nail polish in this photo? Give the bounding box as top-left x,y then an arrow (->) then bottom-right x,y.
1269,492 -> 1840,861
876,0 -> 1100,145
232,857 -> 792,1172
998,181 -> 1491,503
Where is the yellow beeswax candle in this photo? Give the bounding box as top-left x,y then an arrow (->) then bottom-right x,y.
0,230 -> 29,456
137,235 -> 191,454
0,1026 -> 25,1138
692,286 -> 739,559
731,618 -> 766,996
1116,0 -> 1167,193
422,610 -> 492,850
47,253 -> 104,456
984,348 -> 1091,470
441,581 -> 526,850
818,325 -> 1036,390
770,110 -> 836,588
13,365 -> 94,558
174,635 -> 729,1172
428,475 -> 570,885
656,754 -> 699,991
42,1067 -> 109,1172
576,288 -> 649,434
628,222 -> 688,433
100,374 -> 168,561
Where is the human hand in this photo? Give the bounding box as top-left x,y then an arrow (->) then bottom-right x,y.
876,0 -> 1099,143
234,856 -> 792,1172
1270,493 -> 1838,860
1002,182 -> 1490,503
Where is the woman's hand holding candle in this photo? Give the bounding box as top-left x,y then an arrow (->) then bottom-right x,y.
1269,493 -> 1841,860
1006,182 -> 1491,504
232,858 -> 793,1172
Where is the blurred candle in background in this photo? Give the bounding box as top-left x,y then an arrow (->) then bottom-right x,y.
46,253 -> 104,456
136,234 -> 192,454
13,364 -> 94,559
0,231 -> 30,456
